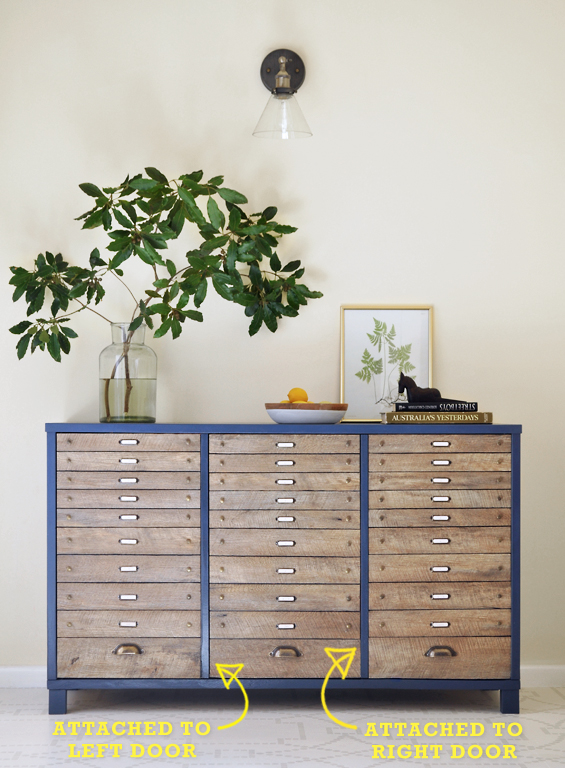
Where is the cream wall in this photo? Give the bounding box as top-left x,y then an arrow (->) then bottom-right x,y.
1,0 -> 564,669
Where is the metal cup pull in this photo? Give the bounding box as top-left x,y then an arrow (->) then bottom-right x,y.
276,460 -> 295,466
277,516 -> 295,522
277,596 -> 296,602
277,540 -> 296,547
270,645 -> 301,657
120,565 -> 138,571
119,514 -> 139,521
431,621 -> 450,628
431,441 -> 451,447
276,498 -> 295,504
120,458 -> 138,464
432,478 -> 450,484
432,496 -> 451,502
432,515 -> 450,521
119,439 -> 139,445
432,538 -> 451,544
276,479 -> 295,485
113,643 -> 143,655
432,460 -> 451,466
119,621 -> 138,628
119,594 -> 137,600
277,623 -> 296,630
431,594 -> 450,600
119,539 -> 138,545
276,442 -> 295,448
119,496 -> 139,502
119,478 -> 138,484
431,566 -> 450,572
277,568 -> 295,574
425,645 -> 456,657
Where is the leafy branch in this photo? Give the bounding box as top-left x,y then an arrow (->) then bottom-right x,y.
9,168 -> 323,361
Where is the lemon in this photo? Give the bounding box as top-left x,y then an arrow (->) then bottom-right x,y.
293,400 -> 308,403
288,387 -> 308,403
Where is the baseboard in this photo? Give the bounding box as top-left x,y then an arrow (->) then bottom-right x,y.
1,665 -> 564,689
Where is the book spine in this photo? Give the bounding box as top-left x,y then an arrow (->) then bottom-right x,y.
395,402 -> 479,412
384,412 -> 493,424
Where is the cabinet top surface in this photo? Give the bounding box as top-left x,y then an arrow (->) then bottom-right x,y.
46,423 -> 522,434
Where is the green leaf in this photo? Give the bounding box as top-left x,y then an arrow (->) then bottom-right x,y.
263,305 -> 278,333
178,187 -> 207,227
89,248 -> 106,267
218,187 -> 248,205
60,326 -> 78,338
165,259 -> 177,277
272,224 -> 297,234
269,253 -> 282,272
129,178 -> 159,191
9,321 -> 33,334
153,318 -> 172,338
102,209 -> 112,230
249,263 -> 263,287
212,272 -> 233,302
79,182 -> 105,198
128,315 -> 144,332
81,209 -> 105,229
121,201 -> 138,223
171,317 -> 182,339
47,332 -> 61,362
240,224 -> 268,235
194,278 -> 208,308
208,175 -> 224,186
183,309 -> 203,322
16,333 -> 31,359
262,206 -> 277,221
207,196 -> 225,231
134,244 -> 157,265
145,167 -> 169,184
282,260 -> 301,272
59,333 -> 71,355
228,207 -> 242,230
113,208 -> 133,229
248,307 -> 264,336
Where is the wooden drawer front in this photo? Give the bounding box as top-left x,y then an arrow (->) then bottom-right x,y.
57,433 -> 199,452
369,527 -> 510,555
58,509 -> 199,528
210,557 -> 359,584
369,637 -> 511,679
210,434 -> 359,454
57,471 -> 199,490
370,508 -> 510,528
210,510 -> 358,530
57,490 -> 199,508
369,554 -> 511,582
209,454 -> 359,473
58,555 -> 199,582
58,611 -> 200,637
370,453 -> 511,472
58,451 -> 200,472
210,529 -> 359,557
369,582 -> 511,610
210,639 -> 361,679
369,490 -> 510,509
370,435 -> 511,453
210,611 -> 359,639
210,584 -> 359,611
210,491 -> 359,511
57,583 -> 200,610
210,472 -> 359,492
369,609 -> 510,637
369,472 -> 510,491
57,637 -> 200,678
58,528 -> 200,555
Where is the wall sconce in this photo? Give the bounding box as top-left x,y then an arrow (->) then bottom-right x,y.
253,49 -> 312,139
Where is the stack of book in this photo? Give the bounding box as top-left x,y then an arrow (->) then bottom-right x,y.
383,402 -> 493,424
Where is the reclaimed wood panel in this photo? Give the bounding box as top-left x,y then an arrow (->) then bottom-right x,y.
369,609 -> 511,637
369,471 -> 510,491
57,471 -> 199,490
57,637 -> 201,678
209,454 -> 360,473
210,509 -> 359,529
57,489 -> 200,508
57,508 -> 199,528
369,582 -> 511,610
58,611 -> 200,637
369,637 -> 511,679
369,453 -> 511,472
57,433 -> 200,451
57,583 -> 200,610
369,489 -> 510,509
210,556 -> 360,584
209,584 -> 359,611
369,554 -> 511,582
57,450 -> 200,472
369,508 -> 510,528
57,555 -> 200,583
369,434 -> 511,453
209,490 -> 359,511
210,434 -> 359,454
369,527 -> 510,555
210,529 -> 359,557
210,611 -> 359,639
210,472 -> 359,491
210,639 -> 361,678
57,528 -> 200,555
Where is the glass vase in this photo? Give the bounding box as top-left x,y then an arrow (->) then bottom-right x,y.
99,322 -> 157,423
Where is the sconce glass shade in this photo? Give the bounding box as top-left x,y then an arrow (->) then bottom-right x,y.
253,92 -> 312,139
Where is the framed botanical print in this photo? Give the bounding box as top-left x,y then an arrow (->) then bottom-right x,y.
340,305 -> 433,422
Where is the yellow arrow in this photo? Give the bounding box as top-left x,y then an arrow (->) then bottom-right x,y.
320,647 -> 358,730
215,664 -> 249,730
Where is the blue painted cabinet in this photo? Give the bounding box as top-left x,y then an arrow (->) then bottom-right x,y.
46,423 -> 521,715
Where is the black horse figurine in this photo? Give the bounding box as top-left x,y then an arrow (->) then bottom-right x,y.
398,372 -> 442,403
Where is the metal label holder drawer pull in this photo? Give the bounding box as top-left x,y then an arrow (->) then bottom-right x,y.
119,439 -> 139,445
120,458 -> 138,464
432,515 -> 450,521
276,498 -> 295,504
113,643 -> 143,655
431,441 -> 451,447
270,645 -> 301,657
432,496 -> 451,502
432,460 -> 451,466
119,621 -> 138,628
277,541 -> 296,547
431,621 -> 450,628
119,514 -> 139,521
119,594 -> 137,600
431,566 -> 450,572
277,596 -> 296,602
432,478 -> 450,484
276,479 -> 295,485
119,496 -> 139,502
119,539 -> 138,545
276,460 -> 295,466
120,565 -> 138,571
277,623 -> 296,630
277,516 -> 295,522
277,442 -> 295,448
425,645 -> 456,657
277,568 -> 295,574
431,594 -> 450,600
119,478 -> 138,484
432,538 -> 451,544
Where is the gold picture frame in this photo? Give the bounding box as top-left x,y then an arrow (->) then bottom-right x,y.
340,305 -> 433,422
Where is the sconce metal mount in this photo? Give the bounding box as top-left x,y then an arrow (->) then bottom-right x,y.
259,49 -> 306,93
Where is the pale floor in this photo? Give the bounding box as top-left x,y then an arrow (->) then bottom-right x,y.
0,687 -> 564,767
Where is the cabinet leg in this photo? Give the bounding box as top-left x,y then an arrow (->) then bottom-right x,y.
49,689 -> 67,715
500,688 -> 520,714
